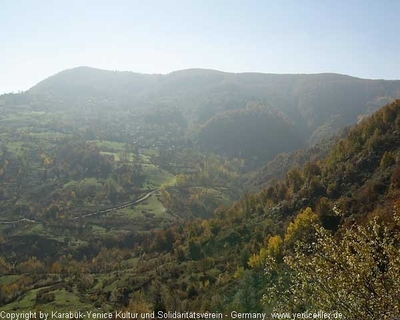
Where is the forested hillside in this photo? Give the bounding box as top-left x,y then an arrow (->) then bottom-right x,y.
70,98 -> 400,317
1,68 -> 400,318
29,67 -> 400,161
198,104 -> 304,161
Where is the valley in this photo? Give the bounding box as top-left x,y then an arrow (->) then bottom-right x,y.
0,68 -> 400,318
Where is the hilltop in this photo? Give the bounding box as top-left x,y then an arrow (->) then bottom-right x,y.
26,66 -> 400,161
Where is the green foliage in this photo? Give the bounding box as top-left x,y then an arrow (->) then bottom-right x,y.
234,271 -> 262,312
380,151 -> 395,167
248,248 -> 268,270
2,69 -> 400,314
286,167 -> 303,193
199,103 -> 305,162
188,239 -> 203,260
269,216 -> 400,319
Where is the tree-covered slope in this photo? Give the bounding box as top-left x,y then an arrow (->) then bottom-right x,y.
28,67 -> 400,150
198,104 -> 305,162
143,99 -> 400,316
138,99 -> 400,314
3,95 -> 400,317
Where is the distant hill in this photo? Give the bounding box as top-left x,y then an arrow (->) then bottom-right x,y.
198,103 -> 305,162
28,67 -> 400,160
144,99 -> 400,315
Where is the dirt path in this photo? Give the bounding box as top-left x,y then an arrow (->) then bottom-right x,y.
0,218 -> 37,224
0,190 -> 158,224
73,189 -> 158,220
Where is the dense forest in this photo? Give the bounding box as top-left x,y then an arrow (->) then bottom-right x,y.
1,68 -> 400,319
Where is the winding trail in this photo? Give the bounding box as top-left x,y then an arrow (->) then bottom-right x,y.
72,189 -> 158,220
0,218 -> 37,224
0,190 -> 158,224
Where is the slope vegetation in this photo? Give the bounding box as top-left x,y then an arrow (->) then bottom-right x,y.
3,93 -> 400,317
29,67 -> 400,150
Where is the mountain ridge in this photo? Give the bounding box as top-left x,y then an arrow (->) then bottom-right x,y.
23,66 -> 400,161
31,65 -> 398,83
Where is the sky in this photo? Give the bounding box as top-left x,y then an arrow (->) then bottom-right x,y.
1,0 -> 399,94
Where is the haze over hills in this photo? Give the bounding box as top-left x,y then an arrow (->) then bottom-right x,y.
27,66 -> 400,161
3,70 -> 400,316
2,0 -> 400,315
2,64 -> 400,316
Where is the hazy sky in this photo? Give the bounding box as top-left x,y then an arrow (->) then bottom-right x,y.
1,0 -> 399,94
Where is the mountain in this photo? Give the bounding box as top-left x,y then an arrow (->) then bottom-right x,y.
29,66 -> 158,100
124,99 -> 400,315
29,67 -> 400,150
3,97 -> 398,315
2,65 -> 400,316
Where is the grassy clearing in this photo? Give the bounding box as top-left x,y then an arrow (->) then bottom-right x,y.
136,192 -> 166,217
111,206 -> 144,219
201,187 -> 233,206
142,164 -> 175,187
139,153 -> 152,164
91,225 -> 107,235
25,111 -> 46,116
3,113 -> 35,123
144,193 -> 167,217
63,177 -> 102,189
108,193 -> 166,219
27,131 -> 66,140
140,148 -> 159,157
120,257 -> 139,269
2,286 -> 97,313
99,151 -> 118,161
49,288 -> 92,311
90,140 -> 126,152
1,287 -> 39,311
28,223 -> 45,234
0,275 -> 22,286
7,141 -> 27,156
100,151 -> 140,163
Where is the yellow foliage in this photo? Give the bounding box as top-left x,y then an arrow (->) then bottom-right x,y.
160,185 -> 172,207
44,157 -> 53,166
248,248 -> 268,270
267,235 -> 283,258
128,291 -> 152,313
285,207 -> 319,244
233,266 -> 245,279
380,151 -> 395,167
40,153 -> 53,166
0,256 -> 9,273
176,173 -> 187,187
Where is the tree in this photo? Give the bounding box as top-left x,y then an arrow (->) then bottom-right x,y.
267,216 -> 400,319
316,197 -> 340,231
380,151 -> 395,167
188,239 -> 202,260
104,178 -> 118,204
128,291 -> 152,313
0,256 -> 10,274
160,184 -> 172,208
267,235 -> 283,261
284,207 -> 319,247
17,257 -> 44,274
248,248 -> 268,270
234,272 -> 261,312
286,168 -> 303,193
